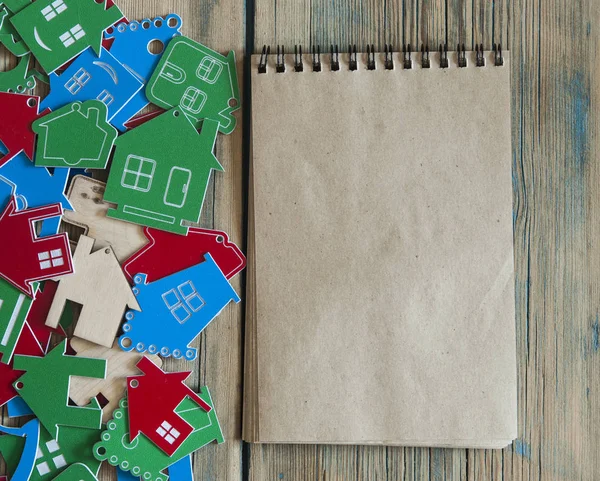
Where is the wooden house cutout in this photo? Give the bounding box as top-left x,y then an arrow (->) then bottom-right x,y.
45,235 -> 140,347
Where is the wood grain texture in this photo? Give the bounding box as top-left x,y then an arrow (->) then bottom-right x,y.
249,0 -> 600,480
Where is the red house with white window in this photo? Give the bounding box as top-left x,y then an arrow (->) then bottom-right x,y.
0,198 -> 73,296
127,356 -> 212,455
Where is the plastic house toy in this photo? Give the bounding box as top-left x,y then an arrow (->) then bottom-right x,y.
41,48 -> 143,124
10,0 -> 123,73
33,100 -> 118,169
105,14 -> 182,131
146,36 -> 240,134
103,108 -> 221,235
127,357 -> 211,455
119,253 -> 240,360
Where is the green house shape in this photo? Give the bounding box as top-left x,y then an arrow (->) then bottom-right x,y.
103,108 -> 222,235
33,101 -> 117,168
146,36 -> 240,135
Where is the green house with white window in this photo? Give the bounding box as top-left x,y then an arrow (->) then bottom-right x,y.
103,107 -> 222,235
146,36 -> 240,135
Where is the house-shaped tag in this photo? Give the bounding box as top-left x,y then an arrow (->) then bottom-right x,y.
103,108 -> 222,235
45,235 -> 141,348
13,339 -> 106,439
0,278 -> 36,365
119,253 -> 240,361
0,92 -> 46,167
104,14 -> 182,131
41,48 -> 144,125
0,151 -> 72,236
0,54 -> 38,95
146,36 -> 240,135
10,0 -> 123,73
126,357 -> 211,455
0,198 -> 73,297
33,100 -> 117,169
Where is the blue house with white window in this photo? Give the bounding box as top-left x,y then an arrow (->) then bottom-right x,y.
40,46 -> 143,125
119,253 -> 240,361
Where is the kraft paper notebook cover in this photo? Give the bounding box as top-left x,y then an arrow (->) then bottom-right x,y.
244,47 -> 517,448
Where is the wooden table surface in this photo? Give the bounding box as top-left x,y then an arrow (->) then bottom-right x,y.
1,0 -> 598,479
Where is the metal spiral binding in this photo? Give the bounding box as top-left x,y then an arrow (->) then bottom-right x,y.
403,44 -> 412,69
366,45 -> 376,70
294,45 -> 303,72
493,44 -> 504,66
475,44 -> 485,67
331,45 -> 340,71
312,45 -> 321,72
421,45 -> 430,68
384,44 -> 394,69
276,45 -> 285,72
257,43 -> 506,73
457,44 -> 467,67
348,44 -> 357,71
439,43 -> 449,68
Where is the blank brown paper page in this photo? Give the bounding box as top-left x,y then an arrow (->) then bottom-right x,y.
247,51 -> 517,448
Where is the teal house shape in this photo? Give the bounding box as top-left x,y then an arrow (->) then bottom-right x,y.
33,101 -> 117,168
103,108 -> 222,235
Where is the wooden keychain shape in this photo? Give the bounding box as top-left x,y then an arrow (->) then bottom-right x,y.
126,357 -> 211,455
0,150 -> 73,236
146,36 -> 240,134
123,226 -> 246,284
0,198 -> 73,297
70,337 -> 162,422
94,391 -> 224,481
41,48 -> 143,124
9,0 -> 123,73
103,108 -> 222,235
104,14 -> 182,131
119,253 -> 240,360
0,92 -> 46,167
45,235 -> 141,348
33,100 -> 118,169
13,339 -> 106,439
61,175 -> 147,262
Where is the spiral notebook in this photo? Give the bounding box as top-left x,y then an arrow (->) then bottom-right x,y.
244,46 -> 517,448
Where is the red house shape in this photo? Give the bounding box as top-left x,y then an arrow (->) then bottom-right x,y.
123,226 -> 246,284
127,357 -> 212,455
26,281 -> 66,353
0,92 -> 47,167
0,199 -> 73,296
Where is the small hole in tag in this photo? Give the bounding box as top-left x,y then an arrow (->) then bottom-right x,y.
130,379 -> 139,388
142,21 -> 151,29
27,98 -> 37,107
147,39 -> 164,55
216,235 -> 224,243
97,447 -> 106,456
104,248 -> 111,254
154,19 -> 163,27
127,23 -> 135,32
15,382 -> 23,390
173,110 -> 180,117
121,337 -> 132,348
106,27 -> 114,34
17,85 -> 23,91
229,98 -> 238,108
168,17 -> 179,27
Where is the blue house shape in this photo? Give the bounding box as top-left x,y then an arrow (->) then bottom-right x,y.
119,253 -> 240,361
0,152 -> 72,236
41,47 -> 143,126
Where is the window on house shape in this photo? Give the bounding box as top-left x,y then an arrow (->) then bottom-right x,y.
180,86 -> 207,114
41,0 -> 67,21
162,281 -> 205,324
196,56 -> 222,84
121,155 -> 156,192
35,439 -> 66,476
64,68 -> 91,95
59,24 -> 85,48
38,249 -> 64,270
97,90 -> 114,107
156,420 -> 180,445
